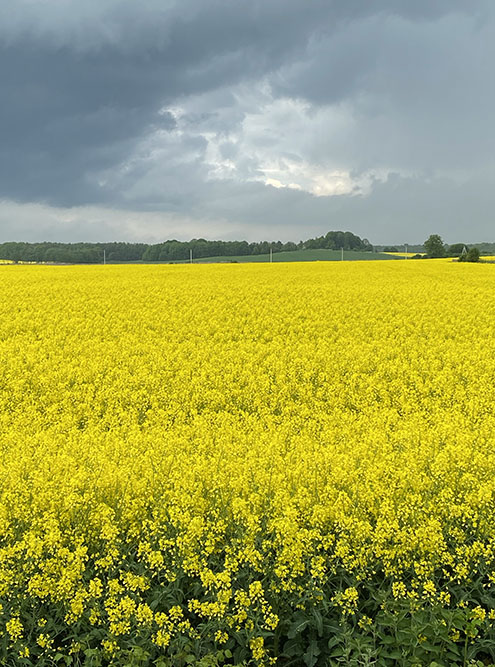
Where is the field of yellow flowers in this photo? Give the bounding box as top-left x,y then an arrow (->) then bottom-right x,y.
1,261 -> 495,666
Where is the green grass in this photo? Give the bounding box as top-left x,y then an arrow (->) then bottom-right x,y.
2,249 -> 406,266
170,249 -> 404,264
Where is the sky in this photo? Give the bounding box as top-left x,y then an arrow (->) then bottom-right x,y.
1,1 -> 494,245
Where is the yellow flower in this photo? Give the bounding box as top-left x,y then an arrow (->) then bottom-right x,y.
358,615 -> 373,630
215,630 -> 228,644
136,603 -> 154,626
6,616 -> 23,642
102,639 -> 119,656
153,629 -> 171,648
334,587 -> 359,615
392,581 -> 407,599
249,636 -> 265,660
37,633 -> 53,649
472,606 -> 486,621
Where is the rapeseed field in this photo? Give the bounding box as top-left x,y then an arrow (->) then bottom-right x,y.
1,261 -> 495,666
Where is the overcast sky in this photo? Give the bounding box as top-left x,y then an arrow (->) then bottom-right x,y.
1,1 -> 494,245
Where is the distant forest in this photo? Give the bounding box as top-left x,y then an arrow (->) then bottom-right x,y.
0,231 -> 372,264
2,234 -> 494,264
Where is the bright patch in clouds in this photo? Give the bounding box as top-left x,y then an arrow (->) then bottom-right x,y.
156,90 -> 383,198
260,161 -> 354,196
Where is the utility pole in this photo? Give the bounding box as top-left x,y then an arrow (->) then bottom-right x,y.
405,243 -> 408,259
190,249 -> 193,264
270,248 -> 273,263
103,249 -> 106,265
341,247 -> 344,261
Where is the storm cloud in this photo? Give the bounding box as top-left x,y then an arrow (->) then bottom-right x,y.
1,1 -> 493,244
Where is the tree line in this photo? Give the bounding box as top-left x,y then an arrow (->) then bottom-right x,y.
0,231 -> 372,264
0,242 -> 148,264
384,236 -> 484,262
143,231 -> 371,261
422,235 -> 480,262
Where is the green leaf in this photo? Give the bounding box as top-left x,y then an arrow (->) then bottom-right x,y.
330,648 -> 345,658
84,648 -> 99,657
303,639 -> 321,667
384,650 -> 403,660
327,635 -> 342,649
288,619 -> 309,639
446,645 -> 460,657
282,638 -> 303,657
313,609 -> 323,637
380,635 -> 396,645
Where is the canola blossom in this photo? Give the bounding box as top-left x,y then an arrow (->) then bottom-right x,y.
1,261 -> 495,665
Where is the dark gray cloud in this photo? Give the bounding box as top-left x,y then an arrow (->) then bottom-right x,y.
0,1 -> 493,243
0,0 -> 332,205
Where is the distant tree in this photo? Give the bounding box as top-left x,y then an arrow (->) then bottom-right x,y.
306,230 -> 369,251
476,242 -> 495,254
383,246 -> 399,253
460,247 -> 480,263
448,243 -> 468,257
424,234 -> 447,258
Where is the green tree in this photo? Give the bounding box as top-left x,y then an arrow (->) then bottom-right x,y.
424,234 -> 446,258
465,247 -> 480,262
447,243 -> 468,257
